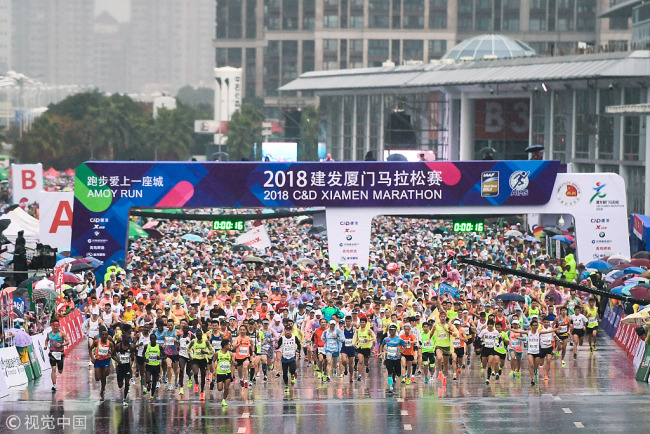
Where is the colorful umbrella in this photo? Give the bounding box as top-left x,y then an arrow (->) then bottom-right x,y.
630,284 -> 650,301
586,260 -> 612,270
630,258 -> 650,268
181,233 -> 204,242
129,222 -> 149,240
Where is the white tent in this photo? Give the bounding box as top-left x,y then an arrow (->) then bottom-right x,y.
1,207 -> 40,246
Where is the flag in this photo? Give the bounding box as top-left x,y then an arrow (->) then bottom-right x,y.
54,265 -> 66,294
235,225 -> 271,250
439,283 -> 460,299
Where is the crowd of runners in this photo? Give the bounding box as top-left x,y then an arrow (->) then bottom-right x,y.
44,214 -> 608,404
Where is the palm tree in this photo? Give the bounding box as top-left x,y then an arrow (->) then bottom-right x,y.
226,104 -> 264,160
14,116 -> 63,164
149,108 -> 193,160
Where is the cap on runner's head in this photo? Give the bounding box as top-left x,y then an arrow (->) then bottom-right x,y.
125,302 -> 132,307
329,320 -> 336,325
512,319 -> 520,324
388,323 -> 398,330
453,319 -> 461,325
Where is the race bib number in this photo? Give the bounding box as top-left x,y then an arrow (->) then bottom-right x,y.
51,351 -> 62,361
344,339 -> 353,347
262,344 -> 271,351
386,346 -> 398,358
568,302 -> 576,310
238,346 -> 249,356
165,337 -> 175,346
98,346 -> 109,356
318,347 -> 326,355
219,361 -> 231,372
179,348 -> 188,358
283,344 -> 296,359
119,354 -> 131,364
559,325 -> 568,333
148,353 -> 158,362
438,333 -> 448,340
422,341 -> 433,349
588,317 -> 597,325
214,341 -> 222,351
453,339 -> 461,347
359,338 -> 368,345
511,339 -> 520,347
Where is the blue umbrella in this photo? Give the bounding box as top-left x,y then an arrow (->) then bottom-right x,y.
524,236 -> 539,243
181,233 -> 204,242
624,267 -> 645,275
586,260 -> 612,270
495,293 -> 526,303
85,256 -> 104,268
551,234 -> 571,244
611,284 -> 634,296
55,257 -> 76,268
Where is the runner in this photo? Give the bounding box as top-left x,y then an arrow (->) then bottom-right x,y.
177,324 -> 194,395
113,324 -> 134,405
570,305 -> 588,359
553,307 -> 571,366
420,321 -> 436,383
399,323 -> 418,385
539,316 -> 559,381
313,318 -> 328,380
163,318 -> 180,391
380,323 -> 406,394
144,332 -> 162,402
478,319 -> 500,384
451,318 -> 467,380
83,311 -> 102,367
215,339 -> 233,406
89,325 -> 113,400
276,323 -> 302,390
507,319 -> 525,377
187,328 -> 214,401
585,298 -> 599,352
493,322 -> 509,379
44,319 -> 70,392
353,316 -> 376,381
433,312 -> 458,384
134,324 -> 151,391
340,316 -> 356,382
323,319 -> 344,382
260,319 -> 278,381
232,325 -> 253,388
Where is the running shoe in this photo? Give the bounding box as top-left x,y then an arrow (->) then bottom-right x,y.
240,379 -> 244,387
188,380 -> 193,388
593,345 -> 598,351
350,378 -> 353,383
150,396 -> 154,403
516,371 -> 521,378
276,372 -> 281,378
244,380 -> 249,388
531,380 -> 535,386
194,384 -> 199,393
130,378 -> 136,385
561,360 -> 566,367
88,361 -> 93,367
263,375 -> 268,381
222,399 -> 228,407
100,391 -> 105,401
179,387 -> 184,395
410,375 -> 415,383
317,372 -> 323,380
574,353 -> 577,359
291,377 -> 296,384
357,375 -> 362,382
210,381 -> 215,390
544,375 -> 549,380
437,372 -> 443,381
453,374 -> 457,381
167,384 -> 173,391
485,379 -> 490,385
123,398 -> 128,407
590,346 -> 593,353
51,385 -> 57,392
162,375 -> 167,384
340,373 -> 344,378
156,381 -> 161,389
344,370 -> 348,376
313,365 -> 318,371
366,366 -> 370,374
401,377 -> 406,383
207,373 -> 212,382
442,377 -> 447,386
143,387 -> 148,394
405,378 -> 411,385
424,377 -> 429,384
457,368 -> 462,374
200,392 -> 205,401
495,374 -> 500,380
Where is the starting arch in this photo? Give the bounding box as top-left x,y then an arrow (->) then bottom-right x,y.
71,160 -> 629,275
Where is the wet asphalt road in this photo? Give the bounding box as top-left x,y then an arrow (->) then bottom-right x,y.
1,332 -> 649,433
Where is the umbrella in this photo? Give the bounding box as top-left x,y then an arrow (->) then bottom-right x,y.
70,258 -> 91,265
610,285 -> 632,296
630,258 -> 650,268
34,278 -> 54,290
142,220 -> 159,229
607,257 -> 631,266
479,146 -> 496,155
297,217 -> 313,225
630,284 -> 650,301
608,253 -> 631,262
620,311 -> 650,326
129,222 -> 149,239
524,236 -> 539,243
55,257 -> 76,268
85,257 -> 104,268
633,251 -> 650,260
542,227 -> 562,236
231,244 -> 252,252
210,152 -> 229,161
144,228 -> 163,239
17,276 -> 41,289
624,267 -> 645,275
605,269 -> 625,283
308,226 -> 327,235
242,255 -> 265,264
6,328 -> 32,347
297,258 -> 316,266
524,144 -> 544,152
33,287 -> 59,301
504,230 -> 522,238
432,227 -> 448,235
69,262 -> 94,273
48,273 -> 81,285
551,234 -> 572,244
495,293 -> 526,303
386,153 -> 408,161
586,260 -> 612,270
624,277 -> 649,285
181,234 -> 204,242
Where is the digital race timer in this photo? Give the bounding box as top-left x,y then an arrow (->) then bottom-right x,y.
452,221 -> 484,233
213,220 -> 244,231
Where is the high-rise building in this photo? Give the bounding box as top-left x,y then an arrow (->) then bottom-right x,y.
93,12 -> 128,93
214,0 -> 632,108
127,0 -> 214,94
0,0 -> 10,73
11,0 -> 95,85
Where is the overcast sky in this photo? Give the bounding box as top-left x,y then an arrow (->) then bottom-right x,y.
95,0 -> 130,22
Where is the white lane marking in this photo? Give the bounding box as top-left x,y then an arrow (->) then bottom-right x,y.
242,413 -> 250,418
404,424 -> 412,431
554,395 -> 562,401
574,422 -> 584,428
562,408 -> 572,414
401,410 -> 409,416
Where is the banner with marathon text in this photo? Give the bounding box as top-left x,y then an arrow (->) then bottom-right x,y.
71,160 -> 562,273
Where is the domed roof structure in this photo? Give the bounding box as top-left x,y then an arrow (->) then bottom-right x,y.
442,34 -> 536,62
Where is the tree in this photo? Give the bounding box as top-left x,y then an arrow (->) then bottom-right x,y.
301,105 -> 320,161
148,108 -> 193,160
176,86 -> 214,108
225,104 -> 264,160
13,116 -> 63,163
